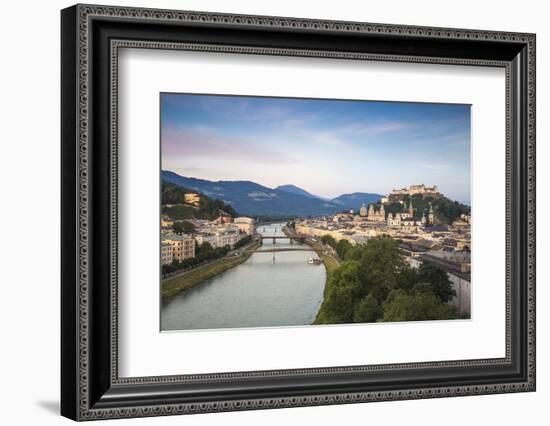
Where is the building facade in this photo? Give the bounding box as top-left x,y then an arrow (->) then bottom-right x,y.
195,227 -> 246,249
367,203 -> 385,222
215,211 -> 233,224
234,217 -> 255,235
162,234 -> 196,261
184,193 -> 201,206
216,229 -> 242,248
161,242 -> 173,265
194,233 -> 218,248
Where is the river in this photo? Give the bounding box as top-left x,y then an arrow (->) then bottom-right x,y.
161,223 -> 326,331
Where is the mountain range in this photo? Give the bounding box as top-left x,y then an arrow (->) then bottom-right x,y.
274,184 -> 324,200
162,170 -> 382,217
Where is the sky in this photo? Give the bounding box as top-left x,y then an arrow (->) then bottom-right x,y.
161,93 -> 471,204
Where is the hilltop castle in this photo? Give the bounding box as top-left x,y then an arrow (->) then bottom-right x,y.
391,184 -> 439,196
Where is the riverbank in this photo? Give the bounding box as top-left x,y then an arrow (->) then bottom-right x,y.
282,226 -> 339,272
307,239 -> 341,324
162,240 -> 261,301
281,226 -> 341,325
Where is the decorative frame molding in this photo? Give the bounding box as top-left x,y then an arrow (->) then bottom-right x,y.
61,4 -> 536,421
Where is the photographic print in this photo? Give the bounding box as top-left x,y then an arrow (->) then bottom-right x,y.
160,93 -> 472,331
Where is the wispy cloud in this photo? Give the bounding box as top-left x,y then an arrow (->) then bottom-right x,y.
162,126 -> 297,165
160,93 -> 471,203
306,131 -> 346,146
339,121 -> 407,135
195,96 -> 296,123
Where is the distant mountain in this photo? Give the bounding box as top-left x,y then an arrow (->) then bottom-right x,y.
162,171 -> 344,217
330,192 -> 383,211
275,184 -> 323,200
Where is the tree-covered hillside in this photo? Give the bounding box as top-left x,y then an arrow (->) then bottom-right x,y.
381,194 -> 469,225
162,181 -> 238,220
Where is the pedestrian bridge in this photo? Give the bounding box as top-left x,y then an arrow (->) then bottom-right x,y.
259,235 -> 305,243
255,247 -> 313,253
259,235 -> 295,240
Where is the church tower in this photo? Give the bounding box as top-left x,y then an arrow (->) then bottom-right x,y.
421,211 -> 427,226
408,199 -> 414,217
359,202 -> 368,217
428,202 -> 434,225
368,203 -> 375,218
379,203 -> 385,219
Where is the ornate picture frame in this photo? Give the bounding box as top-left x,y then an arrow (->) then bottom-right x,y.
61,4 -> 536,421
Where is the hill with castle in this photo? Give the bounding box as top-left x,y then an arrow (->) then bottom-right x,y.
357,184 -> 469,226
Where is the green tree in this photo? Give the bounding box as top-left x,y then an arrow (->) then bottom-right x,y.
416,263 -> 456,303
357,236 -> 406,303
396,266 -> 420,293
335,239 -> 353,259
173,220 -> 196,234
163,204 -> 196,220
198,197 -> 238,220
343,245 -> 363,261
233,235 -> 252,249
321,235 -> 337,249
321,261 -> 362,323
199,241 -> 213,254
382,289 -> 458,322
315,236 -> 463,325
353,294 -> 382,323
387,194 -> 470,225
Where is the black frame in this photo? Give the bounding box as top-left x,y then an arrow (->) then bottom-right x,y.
61,4 -> 536,421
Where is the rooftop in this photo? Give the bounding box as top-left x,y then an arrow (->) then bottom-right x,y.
162,234 -> 194,241
424,225 -> 450,232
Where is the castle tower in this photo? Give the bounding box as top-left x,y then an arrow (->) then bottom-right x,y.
428,202 -> 434,225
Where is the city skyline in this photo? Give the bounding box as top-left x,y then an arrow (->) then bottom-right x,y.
161,93 -> 471,204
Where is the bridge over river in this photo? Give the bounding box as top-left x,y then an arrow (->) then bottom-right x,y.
161,222 -> 326,331
255,232 -> 317,262
258,235 -> 305,244
255,247 -> 313,253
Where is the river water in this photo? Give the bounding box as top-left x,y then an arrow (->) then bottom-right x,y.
161,223 -> 326,331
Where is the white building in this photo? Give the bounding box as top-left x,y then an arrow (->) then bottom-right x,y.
233,217 -> 255,235
195,233 -> 218,248
161,242 -> 173,265
195,226 -> 245,249
216,230 -> 242,248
